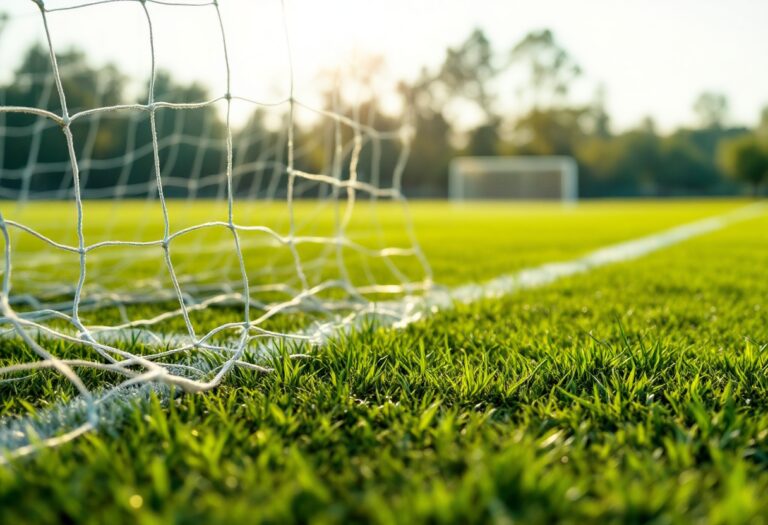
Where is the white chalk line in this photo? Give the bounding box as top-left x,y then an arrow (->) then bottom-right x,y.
443,203 -> 766,306
1,202 -> 765,462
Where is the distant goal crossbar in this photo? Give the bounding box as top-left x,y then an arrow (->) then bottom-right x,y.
449,156 -> 578,202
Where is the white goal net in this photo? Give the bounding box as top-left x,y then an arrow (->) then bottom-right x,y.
0,0 -> 431,456
449,156 -> 578,201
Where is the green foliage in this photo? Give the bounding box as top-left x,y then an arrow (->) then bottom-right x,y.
693,91 -> 729,129
578,129 -> 662,196
718,133 -> 768,195
0,45 -> 234,198
509,29 -> 582,107
438,28 -> 498,119
577,126 -> 745,197
512,107 -> 590,157
1,30 -> 763,199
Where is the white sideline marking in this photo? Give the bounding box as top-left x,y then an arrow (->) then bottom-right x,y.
1,202 -> 765,461
366,202 -> 767,330
442,203 -> 765,305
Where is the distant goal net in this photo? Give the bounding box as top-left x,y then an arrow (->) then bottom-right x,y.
449,156 -> 578,201
0,0 -> 431,456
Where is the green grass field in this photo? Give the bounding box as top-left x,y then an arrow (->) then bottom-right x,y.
1,199 -> 768,524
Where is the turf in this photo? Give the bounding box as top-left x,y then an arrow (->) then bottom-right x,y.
1,199 -> 767,524
4,198 -> 747,287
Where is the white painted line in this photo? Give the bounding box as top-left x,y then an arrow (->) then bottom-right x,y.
1,202 -> 765,461
446,203 -> 766,304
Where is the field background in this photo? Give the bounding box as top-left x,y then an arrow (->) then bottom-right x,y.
1,199 -> 767,524
4,198 -> 748,286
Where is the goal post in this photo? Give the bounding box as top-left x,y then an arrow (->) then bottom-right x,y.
0,0 -> 435,455
449,156 -> 578,202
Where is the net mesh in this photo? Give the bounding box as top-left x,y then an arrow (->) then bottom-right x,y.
0,0 -> 431,456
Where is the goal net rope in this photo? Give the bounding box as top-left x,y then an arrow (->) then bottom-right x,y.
0,0 -> 432,456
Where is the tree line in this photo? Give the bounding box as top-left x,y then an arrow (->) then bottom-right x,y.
402,28 -> 768,197
1,28 -> 767,199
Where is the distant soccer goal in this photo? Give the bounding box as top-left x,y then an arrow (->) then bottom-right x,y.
449,156 -> 578,201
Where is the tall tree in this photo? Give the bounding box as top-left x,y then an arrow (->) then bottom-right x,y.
693,91 -> 729,129
756,106 -> 768,143
509,29 -> 581,109
506,30 -> 585,159
438,28 -> 498,120
431,29 -> 502,155
399,75 -> 454,195
718,133 -> 768,196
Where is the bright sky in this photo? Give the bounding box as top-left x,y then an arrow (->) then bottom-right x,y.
1,0 -> 767,132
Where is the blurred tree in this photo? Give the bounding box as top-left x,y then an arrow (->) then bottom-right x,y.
504,29 -> 588,172
757,106 -> 768,143
657,132 -> 717,194
512,107 -> 588,156
138,71 -> 227,197
577,125 -> 663,196
438,28 -> 497,119
509,29 -> 581,109
399,75 -> 454,195
1,44 -> 128,194
435,28 -> 502,156
693,91 -> 728,129
467,119 -> 501,156
589,85 -> 611,139
0,43 -> 238,198
0,34 -> 758,200
718,133 -> 768,196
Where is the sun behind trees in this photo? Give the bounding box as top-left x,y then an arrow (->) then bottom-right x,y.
1,24 -> 765,198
